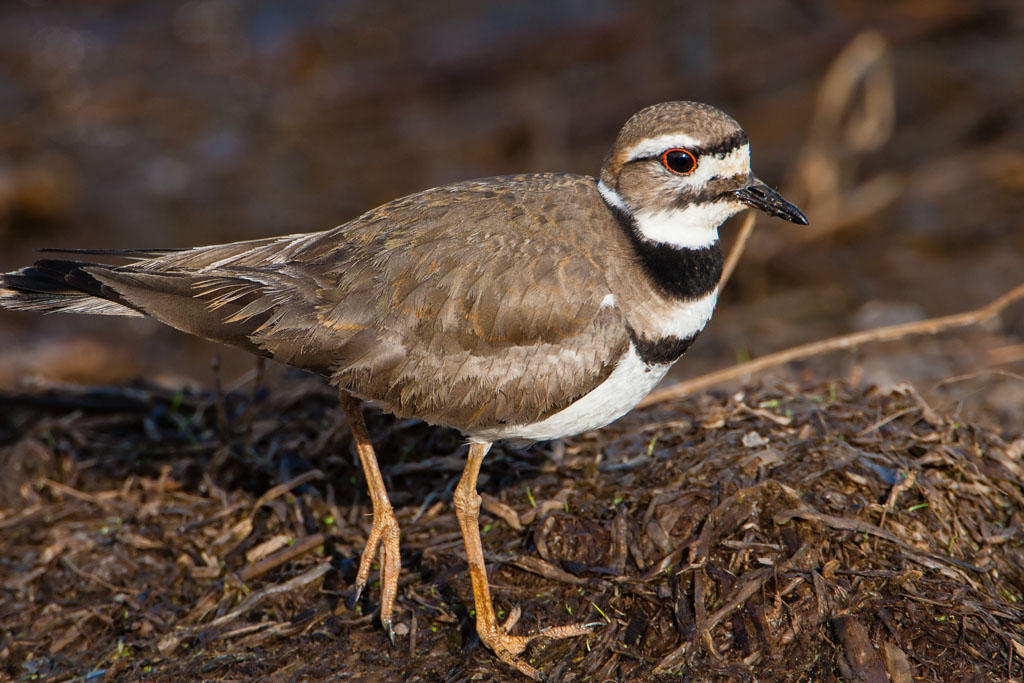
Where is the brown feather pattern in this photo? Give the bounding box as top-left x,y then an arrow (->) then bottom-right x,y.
3,175 -> 648,433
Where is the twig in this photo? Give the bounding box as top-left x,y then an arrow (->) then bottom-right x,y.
789,30 -> 901,239
211,355 -> 229,444
242,356 -> 266,451
209,561 -> 331,628
933,368 -> 1024,390
239,533 -> 326,582
876,469 -> 917,551
654,546 -> 809,673
718,212 -> 756,291
39,478 -> 109,508
638,281 -> 1024,408
489,553 -> 590,587
774,504 -> 982,574
252,469 -> 324,511
706,545 -> 809,633
61,556 -> 139,594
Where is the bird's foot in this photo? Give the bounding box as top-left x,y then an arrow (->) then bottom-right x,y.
477,605 -> 599,681
347,503 -> 402,640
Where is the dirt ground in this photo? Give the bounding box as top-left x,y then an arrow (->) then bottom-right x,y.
2,368 -> 1023,682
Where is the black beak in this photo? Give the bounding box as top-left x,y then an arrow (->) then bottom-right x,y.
733,179 -> 808,225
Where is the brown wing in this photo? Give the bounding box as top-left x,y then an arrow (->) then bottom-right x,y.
2,174 -> 630,432
245,174 -> 629,431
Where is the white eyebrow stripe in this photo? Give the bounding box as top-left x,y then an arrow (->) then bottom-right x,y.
622,133 -> 703,162
623,136 -> 751,193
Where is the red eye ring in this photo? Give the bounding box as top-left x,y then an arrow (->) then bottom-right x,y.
661,148 -> 697,175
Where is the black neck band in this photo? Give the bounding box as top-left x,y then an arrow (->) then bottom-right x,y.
606,202 -> 723,301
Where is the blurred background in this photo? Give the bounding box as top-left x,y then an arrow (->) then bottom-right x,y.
1,0 -> 1021,433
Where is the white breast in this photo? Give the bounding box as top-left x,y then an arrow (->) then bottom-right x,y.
468,344 -> 672,443
648,288 -> 718,339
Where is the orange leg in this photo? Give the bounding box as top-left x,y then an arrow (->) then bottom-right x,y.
453,442 -> 596,680
339,390 -> 401,639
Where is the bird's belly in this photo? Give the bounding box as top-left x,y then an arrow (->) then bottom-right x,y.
467,344 -> 672,443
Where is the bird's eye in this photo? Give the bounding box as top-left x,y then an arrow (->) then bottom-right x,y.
661,149 -> 697,175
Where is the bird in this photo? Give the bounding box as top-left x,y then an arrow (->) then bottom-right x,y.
0,101 -> 806,680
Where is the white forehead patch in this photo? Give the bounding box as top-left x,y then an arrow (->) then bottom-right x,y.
623,133 -> 702,162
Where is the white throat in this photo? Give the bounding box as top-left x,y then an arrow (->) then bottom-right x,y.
632,200 -> 742,250
599,181 -> 743,251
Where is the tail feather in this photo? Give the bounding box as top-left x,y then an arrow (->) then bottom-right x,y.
85,268 -> 270,353
2,231 -> 327,366
0,259 -> 145,317
37,247 -> 188,259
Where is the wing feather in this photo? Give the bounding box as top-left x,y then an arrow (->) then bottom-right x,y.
3,174 -> 630,433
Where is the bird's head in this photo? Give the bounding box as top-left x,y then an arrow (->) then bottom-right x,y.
599,101 -> 806,249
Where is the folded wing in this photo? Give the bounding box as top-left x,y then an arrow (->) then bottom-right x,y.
0,175 -> 629,431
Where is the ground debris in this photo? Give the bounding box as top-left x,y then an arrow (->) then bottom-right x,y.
1,377 -> 1022,681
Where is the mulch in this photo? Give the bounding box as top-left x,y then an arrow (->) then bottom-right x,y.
1,375 -> 1022,681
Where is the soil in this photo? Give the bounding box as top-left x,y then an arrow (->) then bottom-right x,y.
2,373 -> 1022,682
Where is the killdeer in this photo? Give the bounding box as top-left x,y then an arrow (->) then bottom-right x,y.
0,101 -> 806,679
